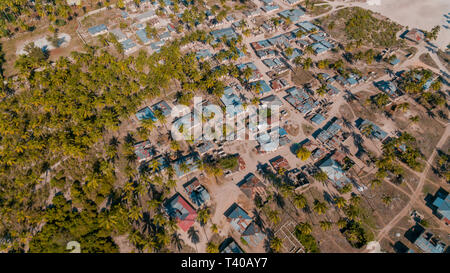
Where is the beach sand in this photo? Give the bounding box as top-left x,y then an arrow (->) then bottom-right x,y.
355,0 -> 450,50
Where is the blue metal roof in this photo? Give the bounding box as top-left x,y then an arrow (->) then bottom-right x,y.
320,40 -> 334,49
326,84 -> 340,95
120,39 -> 137,51
196,49 -> 212,60
414,234 -> 446,253
390,57 -> 401,66
221,240 -> 244,253
263,58 -> 276,68
242,222 -> 265,246
151,100 -> 172,117
278,9 -> 305,22
319,158 -> 351,188
221,87 -> 244,116
263,4 -> 279,12
284,48 -> 303,60
310,33 -> 325,42
346,76 -> 358,86
136,106 -> 157,121
197,141 -> 214,154
173,154 -> 199,177
311,113 -> 325,125
311,42 -> 328,54
134,140 -> 154,161
88,24 -> 107,35
359,119 -> 388,140
226,205 -> 252,234
210,27 -> 238,41
136,10 -> 156,21
251,80 -> 271,94
136,29 -> 151,44
159,31 -> 171,39
297,21 -> 318,32
433,195 -> 450,220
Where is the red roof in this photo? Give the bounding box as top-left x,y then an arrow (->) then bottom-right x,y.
239,156 -> 246,170
251,42 -> 263,50
174,195 -> 197,232
271,80 -> 282,90
270,156 -> 290,170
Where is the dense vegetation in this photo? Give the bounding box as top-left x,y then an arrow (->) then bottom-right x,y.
381,132 -> 424,172
0,29 -> 238,252
0,0 -> 75,38
294,224 -> 319,253
323,7 -> 402,48
29,194 -> 120,253
341,220 -> 372,249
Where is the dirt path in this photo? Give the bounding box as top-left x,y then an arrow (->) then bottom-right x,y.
376,124 -> 449,241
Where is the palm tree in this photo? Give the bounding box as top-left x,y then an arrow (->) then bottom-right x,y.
179,162 -> 190,175
251,97 -> 260,105
293,56 -> 304,66
297,222 -> 312,235
141,118 -> 156,133
334,196 -> 346,209
197,207 -> 211,226
285,47 -> 294,57
293,194 -> 307,210
147,199 -> 161,211
153,213 -> 167,227
279,184 -> 293,198
319,221 -> 333,231
148,159 -> 161,173
128,231 -> 144,249
296,146 -> 311,161
154,109 -> 167,129
396,102 -> 409,112
361,124 -> 374,138
337,218 -> 347,229
349,195 -> 361,206
266,209 -> 281,226
313,171 -> 328,183
166,178 -> 176,190
316,84 -> 327,97
128,206 -> 143,221
166,218 -> 178,233
206,241 -> 219,253
332,59 -> 344,70
170,140 -> 180,151
242,66 -> 253,82
409,115 -> 419,124
99,214 -> 118,231
156,230 -> 171,249
303,57 -> 313,70
270,236 -> 283,253
144,239 -> 157,253
253,81 -> 262,94
210,223 -> 219,234
304,45 -> 314,56
370,179 -> 382,188
381,194 -> 392,207
313,200 -> 328,215
328,21 -> 335,30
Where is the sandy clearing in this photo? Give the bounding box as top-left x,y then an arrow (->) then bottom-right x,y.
16,33 -> 72,55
